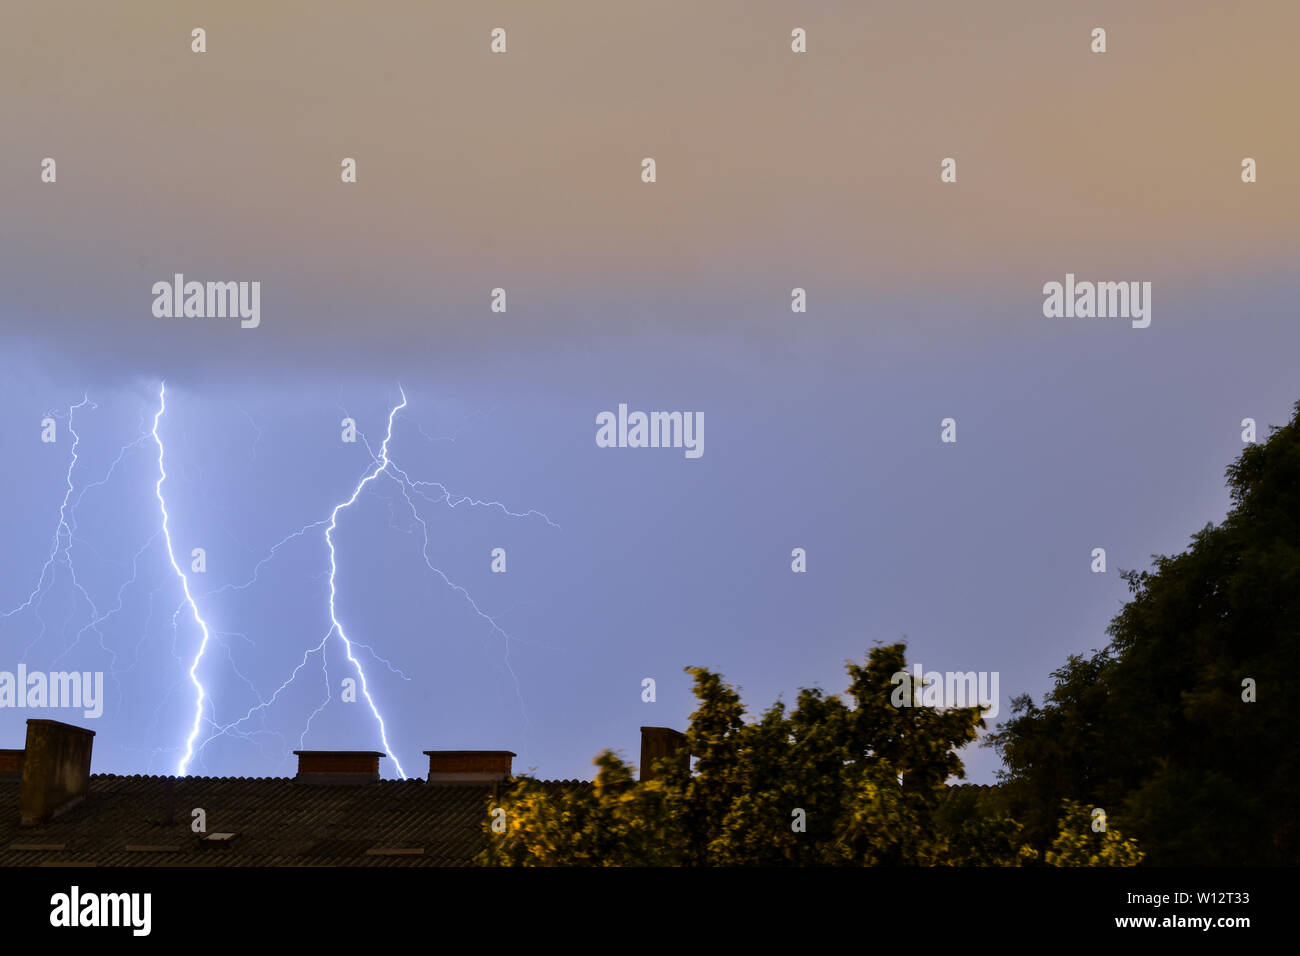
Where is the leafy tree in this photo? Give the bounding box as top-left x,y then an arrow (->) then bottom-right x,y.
483,751 -> 691,867
1044,800 -> 1144,867
938,787 -> 1038,866
481,642 -> 993,866
987,402 -> 1300,864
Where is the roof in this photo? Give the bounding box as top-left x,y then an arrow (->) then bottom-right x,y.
0,773 -> 587,867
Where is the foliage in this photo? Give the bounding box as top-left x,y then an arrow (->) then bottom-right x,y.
987,402 -> 1300,864
470,400 -> 1300,866
1044,800 -> 1144,867
482,642 -> 1057,866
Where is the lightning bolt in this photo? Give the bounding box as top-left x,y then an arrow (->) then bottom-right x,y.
2,397 -> 153,704
135,383 -> 554,779
384,460 -> 533,727
152,382 -> 222,777
185,390 -> 415,776
2,397 -> 95,645
321,387 -> 410,778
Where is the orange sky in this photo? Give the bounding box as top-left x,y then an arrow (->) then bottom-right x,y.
1,0 -> 1296,353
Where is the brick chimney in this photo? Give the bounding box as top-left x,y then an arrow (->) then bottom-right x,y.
19,719 -> 96,825
640,726 -> 688,782
293,751 -> 384,785
0,749 -> 24,783
423,751 -> 515,785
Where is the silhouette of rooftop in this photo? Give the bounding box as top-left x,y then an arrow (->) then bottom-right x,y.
0,772 -> 591,867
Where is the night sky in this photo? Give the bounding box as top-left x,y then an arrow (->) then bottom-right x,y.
1,1 -> 1296,783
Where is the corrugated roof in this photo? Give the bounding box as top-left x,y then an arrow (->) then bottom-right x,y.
0,773 -> 587,867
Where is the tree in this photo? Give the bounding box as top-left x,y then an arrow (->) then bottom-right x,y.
481,642 -> 995,866
986,401 -> 1300,864
1044,800 -> 1144,867
482,751 -> 691,866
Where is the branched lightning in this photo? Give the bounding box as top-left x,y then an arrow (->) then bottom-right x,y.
3,396 -> 95,641
13,383 -> 556,781
2,397 -> 153,706
154,382 -> 220,777
321,388 -> 410,778
384,461 -> 531,725
189,391 -> 415,775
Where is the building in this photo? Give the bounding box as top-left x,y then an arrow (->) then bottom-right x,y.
1,718 -> 687,867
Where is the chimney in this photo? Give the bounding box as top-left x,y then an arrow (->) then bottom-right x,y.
423,751 -> 515,785
19,719 -> 96,825
0,749 -> 25,783
639,726 -> 688,782
293,751 -> 384,785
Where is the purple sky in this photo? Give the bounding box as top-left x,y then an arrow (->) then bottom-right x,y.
1,1 -> 1297,782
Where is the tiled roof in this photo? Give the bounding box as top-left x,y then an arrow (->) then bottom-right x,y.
0,773 -> 584,867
